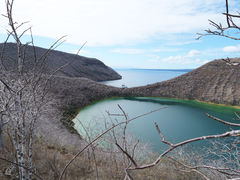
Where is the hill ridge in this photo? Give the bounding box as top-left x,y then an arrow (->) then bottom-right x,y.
0,42 -> 121,81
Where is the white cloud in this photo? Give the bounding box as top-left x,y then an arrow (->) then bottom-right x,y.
0,0 -> 225,46
167,39 -> 202,46
111,48 -> 145,54
162,49 -> 203,64
223,44 -> 240,53
151,47 -> 180,52
186,49 -> 200,57
112,47 -> 181,54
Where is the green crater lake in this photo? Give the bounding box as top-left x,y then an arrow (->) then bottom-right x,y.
73,97 -> 240,152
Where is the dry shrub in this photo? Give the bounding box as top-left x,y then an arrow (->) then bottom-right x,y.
0,130 -> 203,180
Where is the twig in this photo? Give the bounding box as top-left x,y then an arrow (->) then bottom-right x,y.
115,142 -> 138,167
206,113 -> 240,127
129,127 -> 240,170
0,156 -> 43,180
59,107 -> 167,180
167,156 -> 210,180
155,122 -> 174,146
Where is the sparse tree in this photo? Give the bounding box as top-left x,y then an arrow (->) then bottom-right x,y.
197,0 -> 240,41
0,0 -> 66,179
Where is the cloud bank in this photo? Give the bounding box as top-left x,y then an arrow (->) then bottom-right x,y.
0,0 -> 225,46
223,44 -> 240,53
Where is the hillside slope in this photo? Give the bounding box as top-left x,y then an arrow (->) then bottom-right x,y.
2,54 -> 240,148
35,76 -> 122,147
0,43 -> 121,81
125,58 -> 240,105
44,58 -> 240,146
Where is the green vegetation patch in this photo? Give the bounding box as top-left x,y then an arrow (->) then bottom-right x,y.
126,97 -> 240,114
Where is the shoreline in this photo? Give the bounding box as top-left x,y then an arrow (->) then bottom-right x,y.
74,96 -> 240,112
32,59 -> 240,148
71,95 -> 240,137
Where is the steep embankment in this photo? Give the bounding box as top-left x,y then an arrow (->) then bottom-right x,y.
0,43 -> 121,81
124,58 -> 240,105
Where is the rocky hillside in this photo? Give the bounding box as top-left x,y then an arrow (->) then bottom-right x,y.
0,43 -> 121,81
124,58 -> 240,105
43,58 -> 240,146
2,52 -> 240,148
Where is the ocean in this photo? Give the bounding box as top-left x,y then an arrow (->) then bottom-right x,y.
101,68 -> 192,87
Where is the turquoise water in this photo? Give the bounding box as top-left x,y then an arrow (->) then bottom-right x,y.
74,97 -> 240,152
101,69 -> 192,87
74,69 -> 239,153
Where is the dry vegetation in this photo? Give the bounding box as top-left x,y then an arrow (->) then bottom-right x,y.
0,132 -> 202,180
1,0 -> 240,179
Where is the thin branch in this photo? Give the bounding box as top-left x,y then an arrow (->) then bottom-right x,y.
155,122 -> 174,147
206,113 -> 240,127
76,41 -> 87,55
118,104 -> 128,121
225,0 -> 231,27
129,128 -> 240,170
59,107 -> 167,180
0,78 -> 14,92
197,0 -> 240,40
115,142 -> 138,167
0,156 -> 43,180
167,156 -> 210,180
223,13 -> 240,18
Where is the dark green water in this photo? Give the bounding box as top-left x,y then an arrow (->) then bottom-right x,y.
73,97 -> 240,152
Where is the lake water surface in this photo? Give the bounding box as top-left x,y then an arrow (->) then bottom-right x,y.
74,69 -> 239,152
74,97 -> 239,152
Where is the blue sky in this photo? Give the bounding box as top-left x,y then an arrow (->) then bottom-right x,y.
1,0 -> 240,69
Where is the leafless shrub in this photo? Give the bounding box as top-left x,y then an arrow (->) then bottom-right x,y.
0,1 -> 68,179
197,0 -> 240,41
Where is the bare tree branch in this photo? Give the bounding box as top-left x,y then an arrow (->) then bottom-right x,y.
115,142 -> 138,167
0,156 -> 43,180
128,128 -> 240,170
206,113 -> 240,127
59,107 -> 167,180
